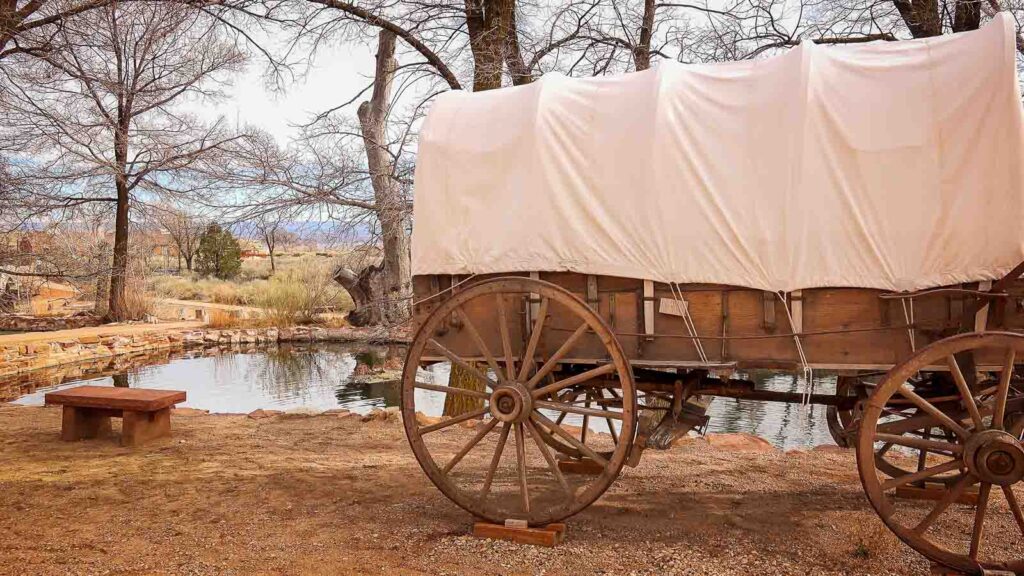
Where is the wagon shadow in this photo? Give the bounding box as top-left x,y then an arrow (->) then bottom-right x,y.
577,485 -> 871,541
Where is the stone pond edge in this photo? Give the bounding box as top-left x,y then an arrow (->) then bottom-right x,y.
0,325 -> 411,380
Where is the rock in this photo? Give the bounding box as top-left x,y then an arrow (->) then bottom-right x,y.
247,409 -> 282,420
175,407 -> 209,416
459,419 -> 480,429
812,444 -> 851,454
323,408 -> 351,416
415,412 -> 443,427
362,409 -> 390,422
705,433 -> 778,452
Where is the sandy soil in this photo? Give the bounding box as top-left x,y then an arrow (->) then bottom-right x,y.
0,405 -> 982,576
0,321 -> 203,346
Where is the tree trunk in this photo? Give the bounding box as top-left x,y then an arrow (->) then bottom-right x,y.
465,0 -> 515,91
633,0 -> 656,71
269,249 -> 276,272
891,0 -> 942,38
339,29 -> 412,328
93,240 -> 111,317
106,180 -> 130,321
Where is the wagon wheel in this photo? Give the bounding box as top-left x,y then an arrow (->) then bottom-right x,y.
827,375 -> 869,448
857,332 -> 1024,574
827,375 -> 966,486
534,384 -> 624,460
872,374 -> 973,486
401,277 -> 637,526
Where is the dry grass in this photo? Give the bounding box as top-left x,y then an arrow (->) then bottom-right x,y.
147,254 -> 352,327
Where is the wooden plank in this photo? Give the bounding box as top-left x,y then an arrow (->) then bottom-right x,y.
45,385 -> 186,412
557,457 -> 605,475
642,280 -> 655,336
930,562 -> 1013,575
472,522 -> 566,547
658,297 -> 687,317
896,483 -> 979,506
975,280 -> 992,332
790,290 -> 803,334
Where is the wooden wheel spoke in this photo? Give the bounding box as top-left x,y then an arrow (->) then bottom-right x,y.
517,297 -> 549,382
442,418 -> 499,474
969,482 -> 992,560
896,384 -> 970,439
874,432 -> 963,455
480,422 -> 511,502
418,407 -> 488,435
525,420 -> 572,496
532,412 -> 609,467
456,306 -> 506,386
495,295 -> 515,383
428,339 -> 497,390
515,423 -> 530,513
532,364 -> 617,399
881,459 -> 964,491
913,474 -> 976,534
947,355 -> 984,431
535,400 -> 623,420
875,442 -> 894,459
526,323 -> 590,389
414,381 -> 490,400
597,388 -> 620,444
1002,485 -> 1024,537
993,349 -> 1017,430
580,396 -> 590,446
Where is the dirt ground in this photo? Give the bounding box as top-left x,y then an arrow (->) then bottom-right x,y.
0,405 -> 978,575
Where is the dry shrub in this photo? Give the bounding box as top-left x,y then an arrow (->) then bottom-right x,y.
205,309 -> 253,329
257,262 -> 350,326
120,274 -> 154,321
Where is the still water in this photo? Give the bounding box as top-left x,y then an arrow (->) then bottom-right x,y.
10,345 -> 837,448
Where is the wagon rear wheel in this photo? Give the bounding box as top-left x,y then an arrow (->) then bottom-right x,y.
857,332 -> 1024,574
401,277 -> 637,526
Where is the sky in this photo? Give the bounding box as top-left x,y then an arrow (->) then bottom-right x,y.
198,42 -> 377,144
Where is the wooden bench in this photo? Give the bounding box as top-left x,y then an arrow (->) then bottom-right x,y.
45,385 -> 186,447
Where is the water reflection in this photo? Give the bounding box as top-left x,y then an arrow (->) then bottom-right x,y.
705,370 -> 836,449
8,347 -> 836,447
12,343 -> 404,415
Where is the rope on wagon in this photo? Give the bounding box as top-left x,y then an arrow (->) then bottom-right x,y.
900,298 -> 917,353
670,281 -> 710,366
409,274 -> 479,308
777,291 -> 814,408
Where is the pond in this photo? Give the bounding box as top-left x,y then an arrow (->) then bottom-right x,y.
7,344 -> 837,448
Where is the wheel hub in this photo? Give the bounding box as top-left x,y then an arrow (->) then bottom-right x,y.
489,383 -> 533,423
965,429 -> 1024,486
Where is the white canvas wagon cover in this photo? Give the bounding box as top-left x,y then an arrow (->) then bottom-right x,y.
411,14 -> 1024,293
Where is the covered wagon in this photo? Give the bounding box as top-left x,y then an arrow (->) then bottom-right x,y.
401,13 -> 1024,574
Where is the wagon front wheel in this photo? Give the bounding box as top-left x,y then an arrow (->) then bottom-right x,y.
401,277 -> 637,526
857,332 -> 1024,574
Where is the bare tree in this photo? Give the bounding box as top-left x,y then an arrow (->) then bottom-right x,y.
249,209 -> 298,271
152,204 -> 206,272
1,1 -> 249,320
343,30 -> 411,325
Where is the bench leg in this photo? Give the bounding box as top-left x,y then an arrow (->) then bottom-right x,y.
61,406 -> 112,441
122,408 -> 171,447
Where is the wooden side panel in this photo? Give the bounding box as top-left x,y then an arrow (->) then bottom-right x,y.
411,273 -> 1024,370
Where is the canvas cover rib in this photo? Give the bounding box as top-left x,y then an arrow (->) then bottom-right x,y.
411,14 -> 1024,292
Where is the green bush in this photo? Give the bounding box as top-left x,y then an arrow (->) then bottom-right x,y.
195,224 -> 242,279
